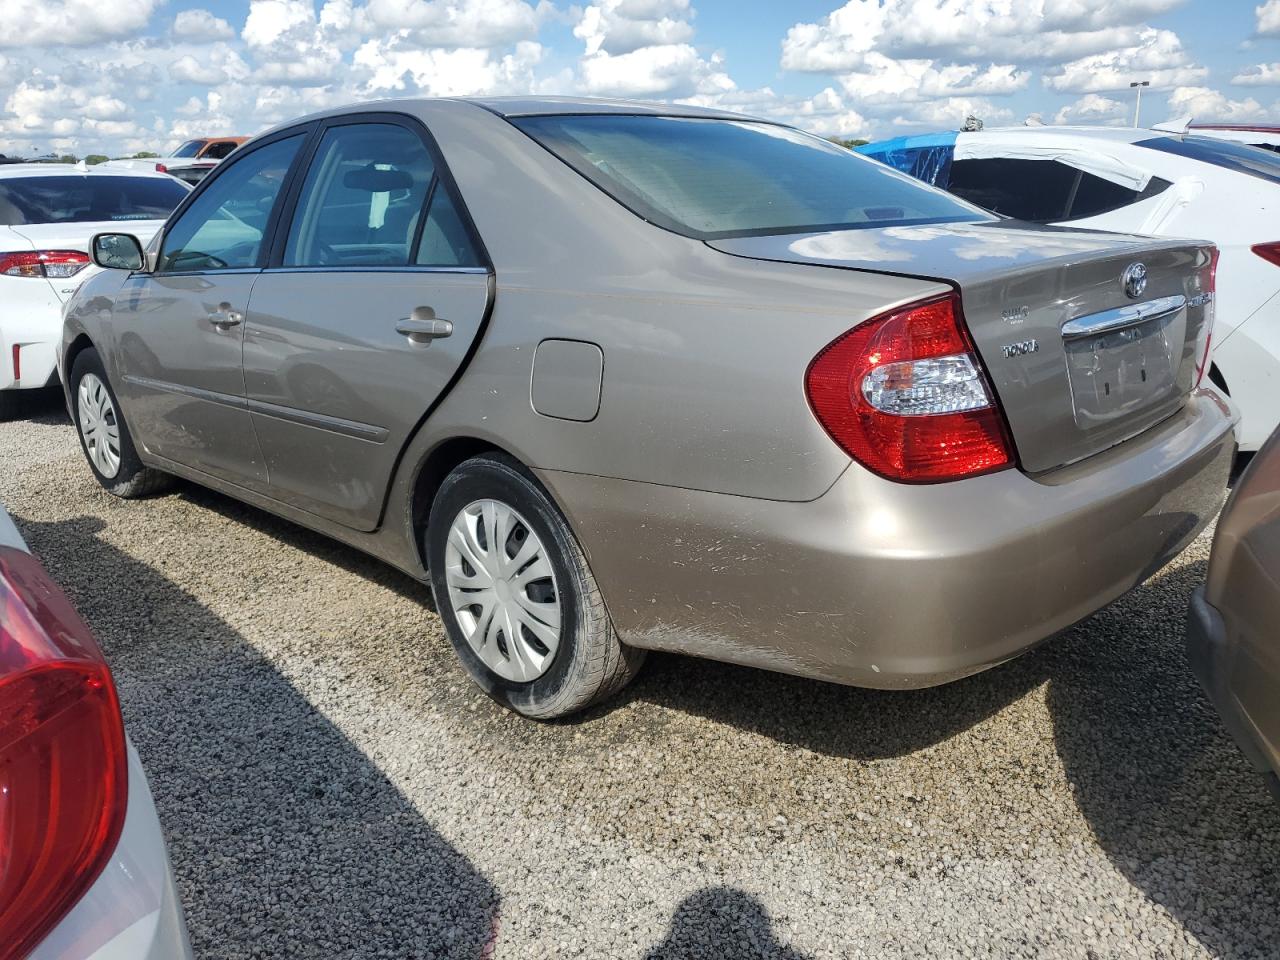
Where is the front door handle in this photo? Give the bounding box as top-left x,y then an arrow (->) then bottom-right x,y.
396,310 -> 453,345
207,303 -> 243,329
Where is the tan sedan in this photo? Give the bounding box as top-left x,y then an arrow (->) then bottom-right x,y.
1189,427 -> 1280,799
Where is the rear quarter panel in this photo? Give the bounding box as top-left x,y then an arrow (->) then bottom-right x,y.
412,100 -> 946,502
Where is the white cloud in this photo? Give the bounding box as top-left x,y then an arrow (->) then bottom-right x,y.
1166,85 -> 1267,121
1042,28 -> 1207,93
836,54 -> 1028,105
1258,0 -> 1280,36
890,97 -> 1014,129
579,44 -> 732,97
574,0 -> 694,56
574,0 -> 732,98
1233,62 -> 1280,85
169,44 -> 253,85
0,0 -> 160,47
780,0 -> 1186,70
353,38 -> 545,95
1052,93 -> 1128,125
174,9 -> 236,42
364,0 -> 546,48
243,0 -> 347,85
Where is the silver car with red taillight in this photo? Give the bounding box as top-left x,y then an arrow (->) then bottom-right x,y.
0,507 -> 192,960
63,98 -> 1235,720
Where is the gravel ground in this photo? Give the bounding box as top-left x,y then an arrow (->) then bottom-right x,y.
3,393 -> 1278,959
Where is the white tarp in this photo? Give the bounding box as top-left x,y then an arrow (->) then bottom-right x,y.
953,136 -> 1153,191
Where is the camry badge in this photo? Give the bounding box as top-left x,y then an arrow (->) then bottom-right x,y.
1001,305 -> 1030,325
1122,262 -> 1148,300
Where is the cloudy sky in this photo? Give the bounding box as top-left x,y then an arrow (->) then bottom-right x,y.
0,0 -> 1276,157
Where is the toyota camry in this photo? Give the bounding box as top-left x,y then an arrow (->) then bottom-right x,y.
61,97 -> 1235,719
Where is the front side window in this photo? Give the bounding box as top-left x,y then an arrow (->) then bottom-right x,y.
285,123 -> 434,268
159,134 -> 304,273
0,176 -> 189,225
514,115 -> 991,240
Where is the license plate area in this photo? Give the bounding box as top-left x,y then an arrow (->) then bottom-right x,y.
1063,310 -> 1183,429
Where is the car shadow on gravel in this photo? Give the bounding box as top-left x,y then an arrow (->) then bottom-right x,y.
175,481 -> 438,611
11,513 -> 497,960
603,648 -> 1045,761
8,386 -> 70,424
1044,556 -> 1280,960
645,888 -> 812,960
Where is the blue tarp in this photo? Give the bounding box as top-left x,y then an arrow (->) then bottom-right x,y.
856,133 -> 957,187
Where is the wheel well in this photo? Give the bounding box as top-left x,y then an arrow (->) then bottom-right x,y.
64,334 -> 94,381
410,437 -> 505,556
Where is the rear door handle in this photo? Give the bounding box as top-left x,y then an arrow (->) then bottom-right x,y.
396,313 -> 453,345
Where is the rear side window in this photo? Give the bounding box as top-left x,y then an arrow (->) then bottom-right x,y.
514,115 -> 991,239
285,123 -> 435,268
947,158 -> 1169,222
1137,135 -> 1280,184
415,186 -> 483,267
0,176 -> 189,225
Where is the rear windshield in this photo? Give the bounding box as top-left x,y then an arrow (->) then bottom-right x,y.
0,175 -> 189,225
514,115 -> 993,240
172,140 -> 206,158
1136,135 -> 1280,185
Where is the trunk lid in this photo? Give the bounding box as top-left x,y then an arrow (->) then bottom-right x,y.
709,220 -> 1215,473
8,220 -> 166,302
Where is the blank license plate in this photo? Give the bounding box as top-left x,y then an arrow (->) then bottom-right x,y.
1063,312 -> 1181,429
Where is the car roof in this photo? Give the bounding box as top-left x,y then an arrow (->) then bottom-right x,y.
460,96 -> 759,121
0,163 -> 176,180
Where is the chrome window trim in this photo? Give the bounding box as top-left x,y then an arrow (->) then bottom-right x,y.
259,265 -> 489,275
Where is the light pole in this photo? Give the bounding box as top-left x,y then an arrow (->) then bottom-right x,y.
1130,80 -> 1150,128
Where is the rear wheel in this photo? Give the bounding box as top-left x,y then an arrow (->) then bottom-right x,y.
427,453 -> 644,719
0,391 -> 21,421
70,348 -> 172,498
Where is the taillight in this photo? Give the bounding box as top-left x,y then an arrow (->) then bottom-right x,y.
154,163 -> 167,174
0,250 -> 90,280
0,546 -> 127,959
805,293 -> 1014,483
1194,246 -> 1219,388
1251,241 -> 1280,267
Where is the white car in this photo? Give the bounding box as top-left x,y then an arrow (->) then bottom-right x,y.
0,506 -> 192,959
0,164 -> 188,419
858,124 -> 1280,451
100,138 -> 247,187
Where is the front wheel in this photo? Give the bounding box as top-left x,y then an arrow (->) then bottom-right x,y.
70,348 -> 172,498
427,453 -> 645,719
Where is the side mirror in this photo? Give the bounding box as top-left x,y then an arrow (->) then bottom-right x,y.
91,233 -> 145,271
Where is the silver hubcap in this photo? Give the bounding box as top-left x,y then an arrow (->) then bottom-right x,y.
444,499 -> 561,683
77,373 -> 121,479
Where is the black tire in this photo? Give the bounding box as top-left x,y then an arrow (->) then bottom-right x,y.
427,453 -> 645,719
70,348 -> 173,498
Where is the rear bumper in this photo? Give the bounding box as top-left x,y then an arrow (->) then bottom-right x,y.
544,389 -> 1236,689
1188,586 -> 1280,788
1,276 -> 64,392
